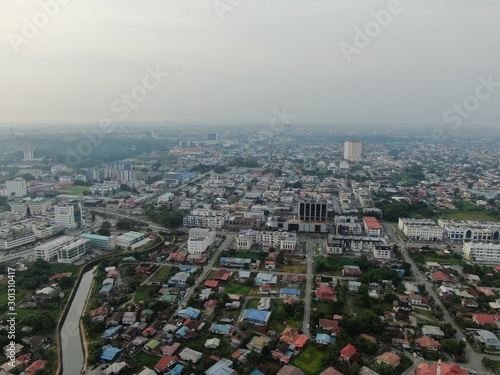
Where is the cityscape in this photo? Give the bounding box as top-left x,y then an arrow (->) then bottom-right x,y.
1,1 -> 500,375
0,125 -> 499,375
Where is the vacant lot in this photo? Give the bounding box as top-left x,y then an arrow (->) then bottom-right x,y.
61,185 -> 91,195
293,345 -> 325,375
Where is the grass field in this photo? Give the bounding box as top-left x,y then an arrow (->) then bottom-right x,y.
281,264 -> 307,274
424,256 -> 464,265
442,211 -> 499,221
61,185 -> 91,195
134,285 -> 157,303
149,266 -> 174,284
293,345 -> 326,375
131,352 -> 160,368
223,282 -> 252,295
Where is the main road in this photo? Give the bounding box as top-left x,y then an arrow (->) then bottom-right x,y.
383,223 -> 489,374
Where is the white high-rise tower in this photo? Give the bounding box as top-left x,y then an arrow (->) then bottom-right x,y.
343,140 -> 362,162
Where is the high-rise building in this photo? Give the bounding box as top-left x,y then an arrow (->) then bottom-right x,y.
55,200 -> 82,229
343,140 -> 362,162
298,200 -> 328,221
6,178 -> 27,198
207,132 -> 217,141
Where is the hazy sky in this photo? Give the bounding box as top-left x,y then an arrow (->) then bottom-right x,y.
1,0 -> 499,127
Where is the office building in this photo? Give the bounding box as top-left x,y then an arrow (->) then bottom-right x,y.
343,140 -> 362,162
298,200 -> 328,221
80,233 -> 117,250
35,236 -> 73,261
463,242 -> 500,263
398,218 -> 443,241
6,178 -> 27,198
57,238 -> 91,263
55,200 -> 82,229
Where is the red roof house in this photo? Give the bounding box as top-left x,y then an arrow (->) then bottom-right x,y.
316,285 -> 337,301
431,271 -> 454,282
154,355 -> 179,373
339,344 -> 357,361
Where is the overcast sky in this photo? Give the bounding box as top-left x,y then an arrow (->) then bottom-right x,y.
1,0 -> 499,127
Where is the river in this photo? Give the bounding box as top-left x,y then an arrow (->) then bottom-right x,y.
61,266 -> 96,375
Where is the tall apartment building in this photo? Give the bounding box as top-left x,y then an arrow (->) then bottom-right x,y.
298,200 -> 328,221
104,162 -> 135,181
188,228 -> 215,255
363,216 -> 382,237
343,140 -> 362,162
55,200 -> 82,229
6,178 -> 27,198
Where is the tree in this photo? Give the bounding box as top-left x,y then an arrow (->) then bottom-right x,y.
441,339 -> 465,357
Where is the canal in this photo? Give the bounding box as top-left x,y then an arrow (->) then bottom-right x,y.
61,266 -> 96,374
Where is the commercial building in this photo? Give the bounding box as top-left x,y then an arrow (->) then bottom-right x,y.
9,197 -> 53,216
81,233 -> 117,250
187,228 -> 215,255
35,236 -> 74,261
398,218 -> 443,241
363,217 -> 382,237
55,200 -> 82,229
233,229 -> 297,252
463,242 -> 500,263
298,200 -> 328,221
31,223 -> 65,239
439,219 -> 500,243
116,231 -> 145,249
6,178 -> 27,198
57,238 -> 91,263
344,140 -> 362,162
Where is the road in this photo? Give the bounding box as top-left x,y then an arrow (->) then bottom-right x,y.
301,239 -> 315,337
178,233 -> 235,308
383,223 -> 490,375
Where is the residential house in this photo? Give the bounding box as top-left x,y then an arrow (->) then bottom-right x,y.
376,352 -> 401,368
316,285 -> 337,301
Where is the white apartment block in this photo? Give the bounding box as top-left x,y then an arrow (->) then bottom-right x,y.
373,246 -> 392,260
438,219 -> 500,242
183,208 -> 228,229
326,235 -> 388,255
31,223 -> 65,239
233,230 -> 297,252
463,242 -> 500,263
57,238 -> 91,263
344,140 -> 362,162
35,236 -> 73,261
6,178 -> 27,198
398,218 -> 443,241
188,228 -> 215,255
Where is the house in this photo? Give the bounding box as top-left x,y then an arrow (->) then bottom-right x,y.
475,329 -> 500,351
242,309 -> 272,326
141,309 -> 154,322
204,338 -> 221,349
348,281 -> 361,292
343,265 -> 362,276
412,361 -> 469,375
431,271 -> 454,283
318,319 -> 340,335
277,365 -> 306,375
162,342 -> 181,356
316,333 -> 336,345
154,355 -> 179,373
24,359 -> 45,375
358,366 -> 380,375
320,367 -> 344,375
422,325 -> 444,339
282,274 -> 304,285
280,288 -> 301,298
177,307 -> 201,320
204,280 -> 219,289
179,347 -> 203,363
100,347 -> 122,362
90,306 -> 109,322
339,344 -> 357,362
247,336 -> 271,352
102,325 -> 122,339
258,297 -> 271,310
254,272 -> 277,286
122,312 -> 137,325
316,285 -> 337,300
473,313 -> 497,326
209,323 -> 235,336
415,336 -> 440,351
213,269 -> 232,281
279,326 -> 309,348
265,260 -> 277,269
205,358 -> 235,375
376,352 -> 401,367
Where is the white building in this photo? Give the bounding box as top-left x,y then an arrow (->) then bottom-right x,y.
0,231 -> 36,250
344,140 -> 362,162
35,236 -> 73,261
188,228 -> 215,255
439,219 -> 500,243
55,201 -> 82,230
31,223 -> 65,239
463,242 -> 500,263
57,238 -> 91,263
373,246 -> 392,260
233,229 -> 297,252
398,218 -> 443,241
6,178 -> 27,198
